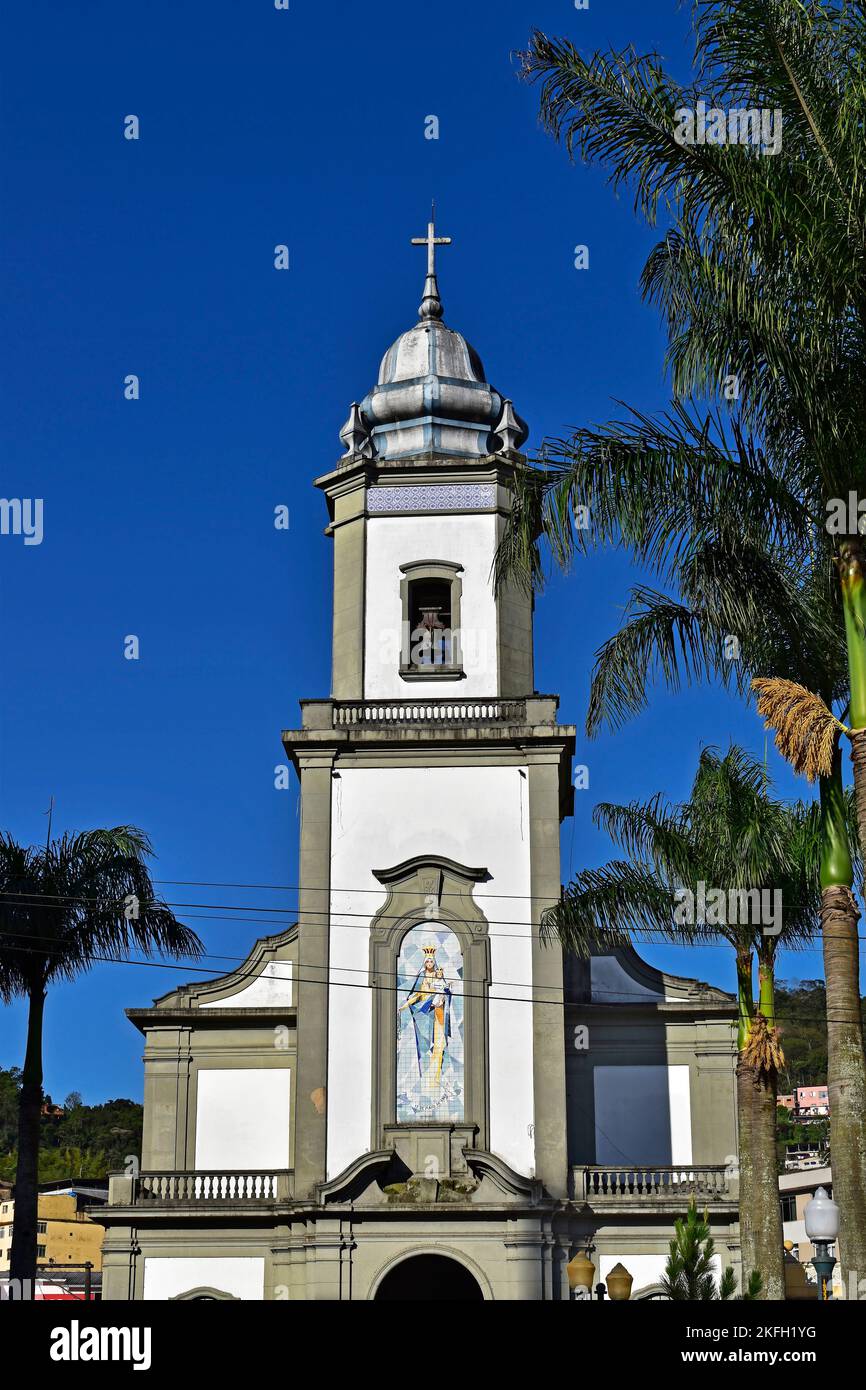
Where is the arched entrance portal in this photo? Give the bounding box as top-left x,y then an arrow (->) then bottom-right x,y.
374,1254 -> 485,1301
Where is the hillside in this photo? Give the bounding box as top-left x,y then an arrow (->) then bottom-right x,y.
0,1066 -> 143,1183
775,979 -> 866,1092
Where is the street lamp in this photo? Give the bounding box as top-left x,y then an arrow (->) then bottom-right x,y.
804,1186 -> 839,1300
605,1262 -> 634,1301
566,1248 -> 596,1301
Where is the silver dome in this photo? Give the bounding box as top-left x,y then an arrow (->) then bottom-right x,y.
348,217 -> 528,462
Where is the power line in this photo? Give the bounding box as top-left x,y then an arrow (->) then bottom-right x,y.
0,933 -> 863,1024
1,888 -> 854,943
11,870 -> 859,911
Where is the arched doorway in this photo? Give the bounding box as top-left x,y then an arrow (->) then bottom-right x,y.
374,1254 -> 485,1301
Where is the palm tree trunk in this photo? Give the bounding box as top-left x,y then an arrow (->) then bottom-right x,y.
735,948 -> 784,1299
850,726 -> 866,859
736,946 -> 753,1051
820,880 -> 866,1280
757,954 -> 776,1029
819,751 -> 866,1281
737,1059 -> 784,1300
841,536 -> 866,865
9,982 -> 45,1289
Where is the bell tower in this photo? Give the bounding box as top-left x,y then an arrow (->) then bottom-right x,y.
283,218 -> 575,1205
321,213 -> 534,703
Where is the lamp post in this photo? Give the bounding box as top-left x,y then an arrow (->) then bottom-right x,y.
804,1186 -> 840,1301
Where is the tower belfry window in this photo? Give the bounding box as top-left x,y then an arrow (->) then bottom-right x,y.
399,560 -> 464,680
408,578 -> 452,667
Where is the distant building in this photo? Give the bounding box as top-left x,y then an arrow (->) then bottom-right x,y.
784,1142 -> 826,1172
796,1085 -> 829,1116
0,1181 -> 108,1277
777,1093 -> 796,1111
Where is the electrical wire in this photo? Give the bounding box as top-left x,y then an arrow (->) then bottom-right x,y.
0,932 -> 862,1023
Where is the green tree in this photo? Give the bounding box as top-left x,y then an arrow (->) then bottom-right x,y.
499,0 -> 866,1275
662,1202 -> 762,1301
543,747 -> 834,1298
0,1066 -> 21,1155
0,826 -> 202,1283
0,1069 -> 144,1182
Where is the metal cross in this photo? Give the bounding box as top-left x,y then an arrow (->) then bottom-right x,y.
411,206 -> 452,278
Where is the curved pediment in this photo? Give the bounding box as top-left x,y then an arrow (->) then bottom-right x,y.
464,1150 -> 544,1203
569,944 -> 734,1008
144,926 -> 298,1011
372,855 -> 490,886
317,1149 -> 412,1206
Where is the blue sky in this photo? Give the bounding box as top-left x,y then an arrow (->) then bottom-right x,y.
0,0 -> 837,1105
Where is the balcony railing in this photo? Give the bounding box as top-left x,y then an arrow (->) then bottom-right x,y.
131,1171 -> 290,1204
332,698 -> 527,728
579,1165 -> 735,1203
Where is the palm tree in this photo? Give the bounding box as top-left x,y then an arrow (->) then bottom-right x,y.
544,746 -> 841,1298
498,0 -> 866,1274
0,826 -> 203,1285
662,1202 -> 762,1301
497,400 -> 866,1276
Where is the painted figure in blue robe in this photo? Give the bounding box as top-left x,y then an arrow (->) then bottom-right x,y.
398,943 -> 452,1100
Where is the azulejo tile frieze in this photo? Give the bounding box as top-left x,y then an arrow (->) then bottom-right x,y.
366,483 -> 497,513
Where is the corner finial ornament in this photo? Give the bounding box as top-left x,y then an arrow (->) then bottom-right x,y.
339,401 -> 373,459
493,398 -> 523,454
411,205 -> 452,321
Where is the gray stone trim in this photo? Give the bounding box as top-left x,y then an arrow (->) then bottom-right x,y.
283,721 -> 577,775
396,666 -> 467,683
566,1000 -> 737,1020
368,857 -> 491,1150
320,468 -> 368,699
367,1244 -> 494,1300
373,854 -> 489,886
138,1026 -> 192,1171
577,944 -> 736,1006
293,751 -> 336,1196
526,756 -> 569,1199
128,1008 -> 297,1030
398,560 -> 467,575
140,926 -> 298,1014
382,1122 -> 479,1182
169,1286 -> 240,1301
494,510 -> 534,696
316,1149 -> 409,1206
97,1203 -> 737,1301
463,1150 -> 543,1202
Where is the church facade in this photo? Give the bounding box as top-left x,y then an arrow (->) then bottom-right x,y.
97,223 -> 742,1301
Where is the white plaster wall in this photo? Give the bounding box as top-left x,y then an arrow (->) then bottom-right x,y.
194,1069 -> 291,1169
143,1257 -> 264,1301
592,1064 -> 693,1165
200,960 -> 293,1008
363,513 -> 499,697
327,764 -> 533,1179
